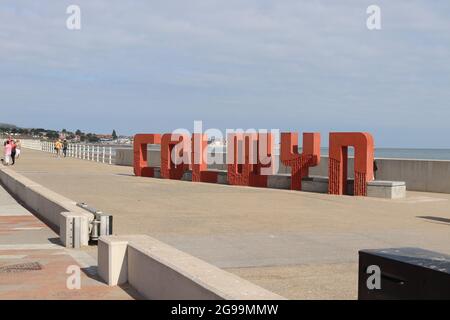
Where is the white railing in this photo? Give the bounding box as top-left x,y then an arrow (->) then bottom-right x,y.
17,139 -> 114,165
20,139 -> 43,150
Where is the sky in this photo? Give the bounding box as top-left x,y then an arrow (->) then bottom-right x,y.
0,0 -> 449,148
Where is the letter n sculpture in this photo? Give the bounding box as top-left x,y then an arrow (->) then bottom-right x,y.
328,132 -> 374,196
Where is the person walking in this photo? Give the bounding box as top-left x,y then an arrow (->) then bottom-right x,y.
10,140 -> 17,165
15,139 -> 22,159
373,160 -> 378,180
3,140 -> 12,165
62,140 -> 68,157
55,140 -> 62,157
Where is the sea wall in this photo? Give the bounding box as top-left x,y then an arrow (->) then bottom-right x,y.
115,148 -> 450,194
0,167 -> 93,246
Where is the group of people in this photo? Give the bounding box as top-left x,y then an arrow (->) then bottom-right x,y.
54,139 -> 68,157
2,138 -> 21,166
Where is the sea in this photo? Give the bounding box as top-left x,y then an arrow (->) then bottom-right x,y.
109,145 -> 450,161
317,148 -> 450,161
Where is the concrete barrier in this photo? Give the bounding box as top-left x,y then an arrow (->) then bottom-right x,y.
115,149 -> 405,198
98,235 -> 285,300
0,167 -> 93,247
116,148 -> 450,194
375,158 -> 450,194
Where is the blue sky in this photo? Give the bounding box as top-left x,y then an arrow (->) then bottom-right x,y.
1,1 -> 449,147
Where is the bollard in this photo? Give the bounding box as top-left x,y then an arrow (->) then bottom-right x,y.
60,213 -> 81,248
59,212 -> 89,248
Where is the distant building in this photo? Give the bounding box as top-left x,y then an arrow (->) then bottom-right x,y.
72,135 -> 81,142
97,134 -> 113,141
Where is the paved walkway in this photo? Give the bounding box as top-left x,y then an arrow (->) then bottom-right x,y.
3,148 -> 450,299
0,183 -> 138,300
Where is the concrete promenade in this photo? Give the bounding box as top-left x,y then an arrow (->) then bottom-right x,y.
3,147 -> 450,299
0,182 -> 138,299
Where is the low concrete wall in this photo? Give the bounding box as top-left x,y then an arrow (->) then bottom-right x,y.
0,167 -> 93,246
98,235 -> 285,300
115,148 -> 336,174
118,148 -> 442,193
375,158 -> 450,194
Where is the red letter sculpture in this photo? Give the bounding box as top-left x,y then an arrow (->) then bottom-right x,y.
227,132 -> 275,187
328,132 -> 374,196
133,134 -> 161,177
280,132 -> 321,190
191,134 -> 218,183
160,133 -> 190,180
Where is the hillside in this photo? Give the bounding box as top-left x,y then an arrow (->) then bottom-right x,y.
0,123 -> 17,129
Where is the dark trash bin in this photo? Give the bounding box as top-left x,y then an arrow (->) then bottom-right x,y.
358,247 -> 450,300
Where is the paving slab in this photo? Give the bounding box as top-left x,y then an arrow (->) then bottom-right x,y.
0,182 -> 139,300
3,147 -> 450,299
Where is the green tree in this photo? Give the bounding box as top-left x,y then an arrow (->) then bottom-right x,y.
85,133 -> 100,143
112,129 -> 118,140
46,131 -> 59,139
